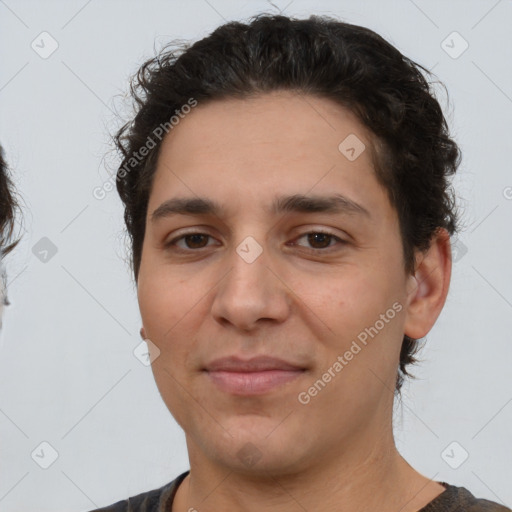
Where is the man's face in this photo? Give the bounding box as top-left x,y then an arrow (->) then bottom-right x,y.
137,91 -> 417,474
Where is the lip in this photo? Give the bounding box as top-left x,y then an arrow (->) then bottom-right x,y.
203,356 -> 307,395
206,369 -> 305,395
203,355 -> 306,372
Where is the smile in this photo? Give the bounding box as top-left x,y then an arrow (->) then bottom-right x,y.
205,369 -> 306,395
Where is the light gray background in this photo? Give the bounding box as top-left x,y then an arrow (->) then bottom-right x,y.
0,0 -> 511,510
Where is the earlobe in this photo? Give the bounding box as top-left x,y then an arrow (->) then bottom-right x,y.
403,228 -> 452,340
140,327 -> 147,340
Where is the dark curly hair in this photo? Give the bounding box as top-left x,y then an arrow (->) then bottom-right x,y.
113,13 -> 461,394
0,145 -> 20,257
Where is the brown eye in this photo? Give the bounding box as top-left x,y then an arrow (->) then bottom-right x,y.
306,233 -> 333,249
181,234 -> 210,249
165,232 -> 216,252
293,231 -> 347,252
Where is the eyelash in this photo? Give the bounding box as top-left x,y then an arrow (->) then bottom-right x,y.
165,230 -> 347,254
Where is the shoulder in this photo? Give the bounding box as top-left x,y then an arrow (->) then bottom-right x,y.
84,470 -> 190,512
425,482 -> 511,512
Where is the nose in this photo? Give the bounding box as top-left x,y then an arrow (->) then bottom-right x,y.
210,237 -> 291,332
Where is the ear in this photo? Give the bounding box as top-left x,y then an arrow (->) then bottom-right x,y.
140,327 -> 147,340
403,228 -> 452,339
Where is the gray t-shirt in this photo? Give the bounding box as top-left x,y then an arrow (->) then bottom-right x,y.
87,470 -> 511,512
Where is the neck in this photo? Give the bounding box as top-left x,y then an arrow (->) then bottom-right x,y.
172,424 -> 444,512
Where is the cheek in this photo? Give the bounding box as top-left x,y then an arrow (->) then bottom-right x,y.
137,262 -> 190,337
137,265 -> 207,372
310,268 -> 386,336
138,271 -> 201,427
311,264 -> 405,370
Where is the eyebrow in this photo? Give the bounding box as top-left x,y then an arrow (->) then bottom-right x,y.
150,193 -> 371,222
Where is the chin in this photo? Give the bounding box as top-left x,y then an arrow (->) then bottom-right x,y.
210,423 -> 301,465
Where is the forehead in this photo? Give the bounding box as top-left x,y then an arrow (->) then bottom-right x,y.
158,91 -> 373,161
148,91 -> 391,222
